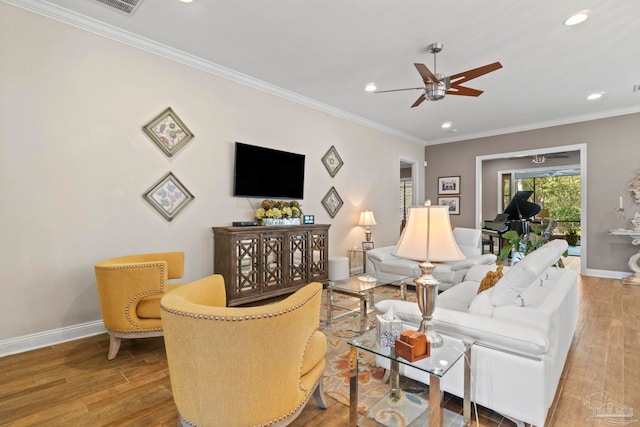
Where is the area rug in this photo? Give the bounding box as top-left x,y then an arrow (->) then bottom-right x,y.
318,285 -> 437,426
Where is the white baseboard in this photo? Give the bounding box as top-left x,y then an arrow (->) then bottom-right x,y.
0,320 -> 106,358
0,267 -> 629,358
583,268 -> 630,279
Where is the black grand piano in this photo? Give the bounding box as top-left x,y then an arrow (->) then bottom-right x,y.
483,190 -> 541,253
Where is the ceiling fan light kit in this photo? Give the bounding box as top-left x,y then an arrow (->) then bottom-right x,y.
375,42 -> 502,108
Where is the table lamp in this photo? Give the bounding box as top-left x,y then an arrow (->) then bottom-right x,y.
393,202 -> 464,347
358,210 -> 377,241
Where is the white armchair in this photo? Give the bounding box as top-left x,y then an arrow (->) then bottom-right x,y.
365,227 -> 497,291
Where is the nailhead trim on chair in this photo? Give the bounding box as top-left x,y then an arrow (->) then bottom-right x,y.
101,262 -> 167,330
165,287 -> 324,427
160,287 -> 321,321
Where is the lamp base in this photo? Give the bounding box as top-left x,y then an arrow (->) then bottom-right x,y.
414,261 -> 443,348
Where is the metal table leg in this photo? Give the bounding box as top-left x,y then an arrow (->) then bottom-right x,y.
359,292 -> 367,333
349,346 -> 358,426
463,344 -> 472,426
326,284 -> 333,327
429,375 -> 443,427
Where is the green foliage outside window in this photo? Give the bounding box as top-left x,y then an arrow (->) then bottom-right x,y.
518,175 -> 581,234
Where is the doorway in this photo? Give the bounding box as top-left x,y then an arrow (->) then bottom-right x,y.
475,144 -> 586,275
400,158 -> 418,234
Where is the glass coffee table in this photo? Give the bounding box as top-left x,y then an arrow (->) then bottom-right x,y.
326,273 -> 411,334
348,329 -> 473,427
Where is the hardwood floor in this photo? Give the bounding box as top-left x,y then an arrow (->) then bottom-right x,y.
1,260 -> 637,426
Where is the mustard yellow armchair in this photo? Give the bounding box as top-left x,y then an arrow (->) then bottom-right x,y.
161,276 -> 327,427
94,251 -> 185,360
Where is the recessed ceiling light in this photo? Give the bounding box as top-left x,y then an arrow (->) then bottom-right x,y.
365,83 -> 377,92
587,92 -> 603,100
564,11 -> 589,26
441,121 -> 452,129
179,0 -> 193,3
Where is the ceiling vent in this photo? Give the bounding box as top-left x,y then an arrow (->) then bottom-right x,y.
95,0 -> 143,15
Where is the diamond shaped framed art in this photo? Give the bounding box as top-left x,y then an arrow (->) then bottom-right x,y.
143,172 -> 194,221
143,107 -> 194,157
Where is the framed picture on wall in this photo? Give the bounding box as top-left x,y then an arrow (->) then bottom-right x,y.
321,186 -> 343,218
143,172 -> 195,221
438,176 -> 460,195
438,196 -> 460,215
143,107 -> 194,157
321,146 -> 344,177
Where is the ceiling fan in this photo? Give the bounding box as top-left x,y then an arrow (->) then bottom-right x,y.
375,43 -> 503,108
510,152 -> 570,164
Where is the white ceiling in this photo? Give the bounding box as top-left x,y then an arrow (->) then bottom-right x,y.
11,0 -> 640,145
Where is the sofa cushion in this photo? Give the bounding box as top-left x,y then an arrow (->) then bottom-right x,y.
375,299 -> 549,356
437,280 -> 479,312
468,288 -> 495,316
490,240 -> 569,306
366,246 -> 397,262
380,258 -> 421,277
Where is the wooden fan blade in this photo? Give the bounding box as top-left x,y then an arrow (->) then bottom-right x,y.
446,86 -> 484,97
414,63 -> 440,84
448,62 -> 502,87
374,87 -> 424,93
411,94 -> 426,108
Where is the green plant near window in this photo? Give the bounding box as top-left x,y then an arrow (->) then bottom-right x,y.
565,224 -> 579,246
498,230 -> 546,262
498,223 -> 568,266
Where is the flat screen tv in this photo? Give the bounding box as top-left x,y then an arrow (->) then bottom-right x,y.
233,142 -> 305,199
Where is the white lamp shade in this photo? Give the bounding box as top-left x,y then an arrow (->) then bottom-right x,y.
393,205 -> 464,262
358,210 -> 377,226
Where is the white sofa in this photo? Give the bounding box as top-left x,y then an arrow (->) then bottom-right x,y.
365,227 -> 497,291
375,239 -> 577,427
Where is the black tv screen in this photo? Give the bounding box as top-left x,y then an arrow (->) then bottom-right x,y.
233,142 -> 305,199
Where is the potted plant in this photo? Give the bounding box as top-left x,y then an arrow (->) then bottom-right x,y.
565,225 -> 579,246
498,222 -> 567,266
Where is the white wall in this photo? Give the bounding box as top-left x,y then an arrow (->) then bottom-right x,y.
0,4 -> 424,343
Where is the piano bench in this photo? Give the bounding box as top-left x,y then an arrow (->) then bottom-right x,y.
482,238 -> 494,254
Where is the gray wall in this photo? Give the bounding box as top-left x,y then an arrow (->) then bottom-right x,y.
425,113 -> 640,274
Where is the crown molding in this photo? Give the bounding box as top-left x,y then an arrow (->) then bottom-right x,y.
425,105 -> 640,146
2,0 -> 426,145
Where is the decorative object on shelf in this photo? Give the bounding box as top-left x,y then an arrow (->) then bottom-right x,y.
143,172 -> 194,221
393,202 -> 464,347
254,199 -> 302,225
321,145 -> 343,177
618,196 -> 625,218
631,212 -> 640,232
629,171 -> 640,204
143,107 -> 194,157
322,187 -> 343,218
438,196 -> 460,215
262,218 -> 301,226
437,175 -> 460,195
362,241 -> 374,250
357,210 -> 377,241
303,215 -> 315,224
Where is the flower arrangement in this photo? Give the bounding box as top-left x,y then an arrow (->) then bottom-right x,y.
255,200 -> 302,220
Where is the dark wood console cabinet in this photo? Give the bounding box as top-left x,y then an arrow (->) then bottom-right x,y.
212,224 -> 330,306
